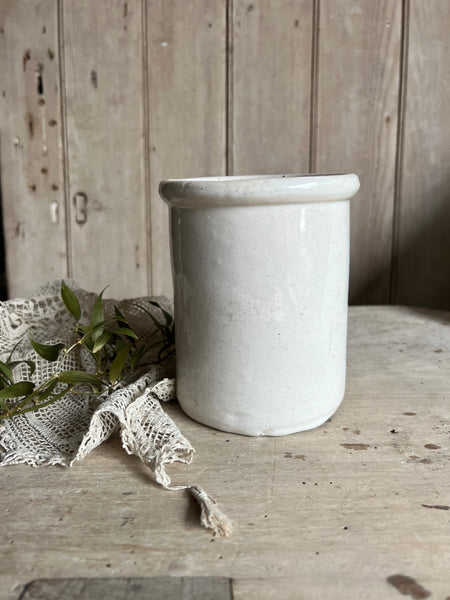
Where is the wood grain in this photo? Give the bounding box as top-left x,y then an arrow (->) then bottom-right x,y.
62,0 -> 148,298
316,0 -> 401,304
0,0 -> 68,298
394,0 -> 450,309
230,0 -> 313,175
0,306 -> 449,600
147,0 -> 227,297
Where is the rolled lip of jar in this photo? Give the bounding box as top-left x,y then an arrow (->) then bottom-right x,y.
159,173 -> 360,209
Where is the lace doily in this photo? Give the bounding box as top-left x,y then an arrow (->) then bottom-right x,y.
0,280 -> 231,537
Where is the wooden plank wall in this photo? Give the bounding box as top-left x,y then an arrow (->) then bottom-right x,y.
147,0 -> 226,295
1,0 -> 449,309
62,0 -> 149,298
0,0 -> 68,295
394,0 -> 450,308
316,0 -> 401,305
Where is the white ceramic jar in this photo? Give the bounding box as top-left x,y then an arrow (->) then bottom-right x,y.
159,174 -> 360,436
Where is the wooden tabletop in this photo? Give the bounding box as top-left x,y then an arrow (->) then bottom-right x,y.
1,306 -> 449,600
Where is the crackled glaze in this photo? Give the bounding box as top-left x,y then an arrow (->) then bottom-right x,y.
160,174 -> 360,436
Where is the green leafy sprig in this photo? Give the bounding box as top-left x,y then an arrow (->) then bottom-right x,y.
0,282 -> 174,423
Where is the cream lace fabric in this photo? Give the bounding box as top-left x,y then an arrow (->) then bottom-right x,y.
0,280 -> 231,537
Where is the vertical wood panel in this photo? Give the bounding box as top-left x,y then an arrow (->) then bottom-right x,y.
231,0 -> 313,175
317,0 -> 401,304
147,0 -> 227,297
2,0 -> 450,309
395,0 -> 450,309
62,0 -> 148,298
0,0 -> 67,298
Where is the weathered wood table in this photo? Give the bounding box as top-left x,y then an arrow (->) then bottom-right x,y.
1,307 -> 449,600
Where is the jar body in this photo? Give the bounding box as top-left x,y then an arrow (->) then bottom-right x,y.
160,175 -> 359,436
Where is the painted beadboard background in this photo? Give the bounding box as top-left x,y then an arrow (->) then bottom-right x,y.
0,0 -> 449,307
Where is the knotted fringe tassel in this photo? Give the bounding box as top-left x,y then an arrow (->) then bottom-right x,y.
123,410 -> 233,538
149,455 -> 233,537
189,485 -> 233,537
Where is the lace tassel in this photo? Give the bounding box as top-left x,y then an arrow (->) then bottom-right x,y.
144,453 -> 233,537
190,485 -> 233,537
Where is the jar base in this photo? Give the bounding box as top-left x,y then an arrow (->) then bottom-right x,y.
178,402 -> 342,437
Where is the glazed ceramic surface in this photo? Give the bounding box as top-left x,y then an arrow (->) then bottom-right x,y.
160,174 -> 360,436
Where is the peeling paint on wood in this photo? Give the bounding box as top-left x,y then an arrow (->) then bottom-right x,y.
0,0 -> 68,297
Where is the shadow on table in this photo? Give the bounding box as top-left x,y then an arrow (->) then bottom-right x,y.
395,305 -> 450,325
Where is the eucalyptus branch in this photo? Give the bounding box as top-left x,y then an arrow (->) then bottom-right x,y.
0,282 -> 175,423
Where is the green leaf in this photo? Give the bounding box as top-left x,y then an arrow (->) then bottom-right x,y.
148,300 -> 173,327
92,331 -> 112,354
90,288 -> 107,327
114,306 -> 129,328
0,381 -> 35,400
130,343 -> 147,369
114,327 -> 138,340
83,336 -> 94,352
158,345 -> 175,361
134,303 -> 164,331
92,351 -> 102,370
79,321 -> 112,350
90,287 -> 108,342
61,281 -> 81,321
8,360 -> 36,377
164,325 -> 175,346
6,339 -> 22,365
37,385 -> 74,406
85,319 -> 110,333
0,361 -> 14,384
109,346 -> 130,384
115,338 -> 127,355
36,379 -> 58,401
30,337 -> 65,362
77,324 -> 91,335
56,371 -> 106,392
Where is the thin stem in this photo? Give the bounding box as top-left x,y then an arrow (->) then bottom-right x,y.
0,386 -> 75,421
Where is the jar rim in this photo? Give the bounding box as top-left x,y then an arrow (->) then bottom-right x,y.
159,173 -> 360,208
